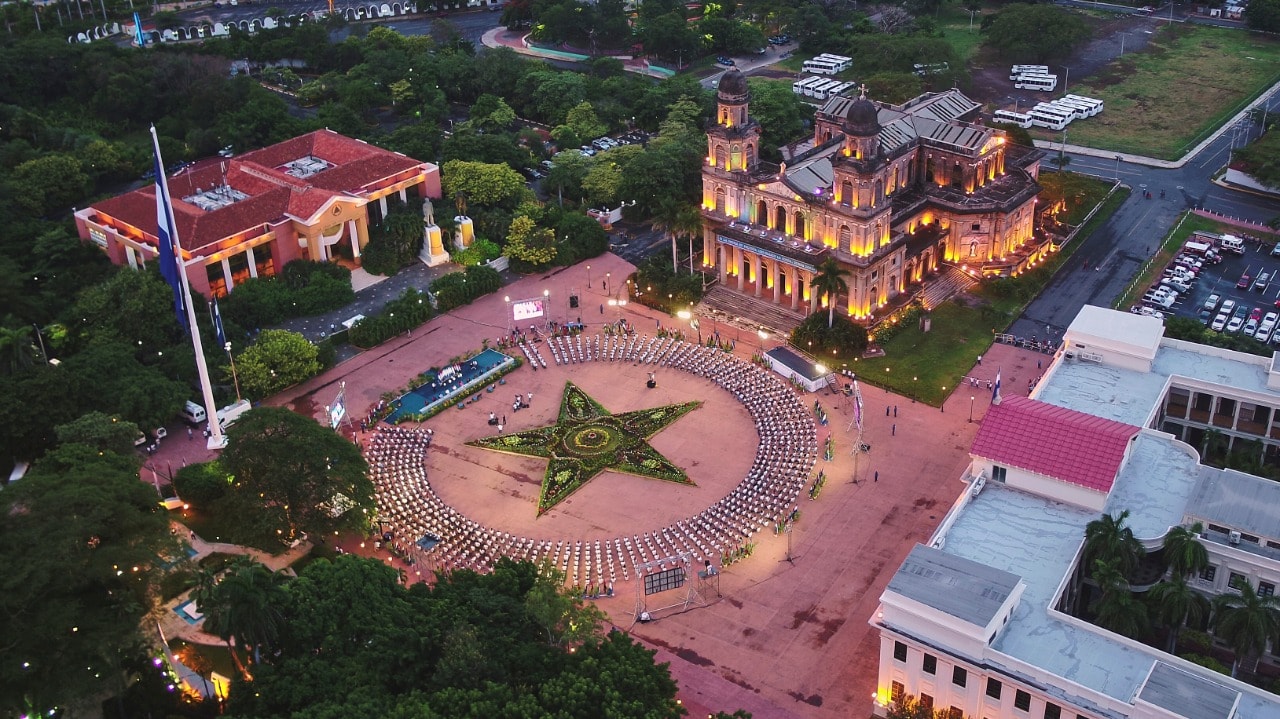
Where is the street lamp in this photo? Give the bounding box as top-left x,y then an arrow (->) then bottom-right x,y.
605,271 -> 611,295
1114,154 -> 1122,181
757,329 -> 768,352
969,396 -> 975,423
225,342 -> 241,402
504,295 -> 511,334
543,289 -> 551,325
586,264 -> 592,288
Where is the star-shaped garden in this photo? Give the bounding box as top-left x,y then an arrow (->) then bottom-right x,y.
467,382 -> 701,516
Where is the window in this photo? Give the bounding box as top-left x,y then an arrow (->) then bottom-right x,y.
921,694 -> 934,710
923,654 -> 937,675
953,666 -> 967,687
1200,565 -> 1217,582
992,466 -> 1008,483
1261,581 -> 1276,598
986,678 -> 1002,700
1045,703 -> 1061,719
892,681 -> 904,703
1015,690 -> 1031,712
949,707 -> 963,719
972,223 -> 981,231
894,641 -> 908,662
1229,572 -> 1249,591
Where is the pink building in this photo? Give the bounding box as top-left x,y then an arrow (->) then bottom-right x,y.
76,129 -> 440,297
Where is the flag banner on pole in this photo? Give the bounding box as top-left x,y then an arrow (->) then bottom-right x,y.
992,369 -> 1002,404
212,298 -> 227,348
151,128 -> 188,332
853,380 -> 863,431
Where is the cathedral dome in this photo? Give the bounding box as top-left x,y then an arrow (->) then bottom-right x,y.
717,69 -> 749,99
842,93 -> 880,137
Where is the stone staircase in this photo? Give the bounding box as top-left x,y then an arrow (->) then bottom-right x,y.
917,264 -> 978,310
696,285 -> 807,338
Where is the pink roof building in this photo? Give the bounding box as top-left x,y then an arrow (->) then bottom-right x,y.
969,396 -> 1140,509
75,129 -> 440,298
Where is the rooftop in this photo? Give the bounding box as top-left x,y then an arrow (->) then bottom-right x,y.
970,396 -> 1139,493
886,544 -> 1020,628
1137,662 -> 1240,719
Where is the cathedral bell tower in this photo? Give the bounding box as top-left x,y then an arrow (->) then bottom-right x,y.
705,69 -> 762,175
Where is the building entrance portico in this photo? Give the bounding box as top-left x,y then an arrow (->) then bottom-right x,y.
715,240 -> 816,313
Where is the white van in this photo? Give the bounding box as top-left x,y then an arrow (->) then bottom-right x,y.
1220,235 -> 1246,254
216,399 -> 252,430
180,401 -> 207,425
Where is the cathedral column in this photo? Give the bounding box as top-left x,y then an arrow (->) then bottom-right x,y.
735,247 -> 744,292
753,254 -> 762,297
718,245 -> 728,284
246,246 -> 258,278
790,268 -> 800,310
772,261 -> 781,304
807,271 -> 818,314
348,219 -> 361,259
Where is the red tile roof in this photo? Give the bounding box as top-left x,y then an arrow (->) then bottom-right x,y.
970,396 -> 1139,493
90,130 -> 429,253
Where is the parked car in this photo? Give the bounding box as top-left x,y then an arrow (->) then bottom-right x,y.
1271,241 -> 1280,257
1256,325 -> 1274,344
1238,273 -> 1252,289
1245,318 -> 1260,335
1211,313 -> 1229,331
1255,272 -> 1272,292
1221,299 -> 1238,316
716,56 -> 735,66
1251,307 -> 1264,322
1227,316 -> 1246,333
1203,293 -> 1222,312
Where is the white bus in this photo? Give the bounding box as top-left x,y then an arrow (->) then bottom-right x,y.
1028,105 -> 1072,130
803,53 -> 852,75
913,62 -> 949,77
1015,74 -> 1058,92
1011,64 -> 1049,76
1047,100 -> 1091,120
812,80 -> 854,101
992,109 -> 1034,128
1064,94 -> 1104,116
792,76 -> 824,95
805,78 -> 838,98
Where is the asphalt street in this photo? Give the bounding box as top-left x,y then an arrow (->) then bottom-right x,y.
1008,93 -> 1280,341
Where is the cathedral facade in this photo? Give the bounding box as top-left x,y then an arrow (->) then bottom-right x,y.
700,69 -> 1044,321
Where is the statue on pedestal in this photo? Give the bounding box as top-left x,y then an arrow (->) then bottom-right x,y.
418,197 -> 451,267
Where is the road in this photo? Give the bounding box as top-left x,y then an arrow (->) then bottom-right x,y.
1008,105 -> 1280,341
176,2 -> 501,47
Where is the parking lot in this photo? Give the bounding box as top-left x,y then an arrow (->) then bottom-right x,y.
1145,234 -> 1280,343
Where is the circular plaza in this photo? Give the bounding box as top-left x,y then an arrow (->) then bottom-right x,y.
366,334 -> 818,590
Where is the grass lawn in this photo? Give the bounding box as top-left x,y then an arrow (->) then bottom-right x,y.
936,6 -> 989,63
840,176 -> 1123,405
1029,25 -> 1280,159
1113,213 -> 1280,308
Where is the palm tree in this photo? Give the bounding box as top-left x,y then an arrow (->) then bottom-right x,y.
1090,557 -> 1150,639
811,258 -> 850,328
1213,580 -> 1280,678
1162,522 -> 1209,580
1149,576 -> 1210,653
0,325 -> 36,375
1083,509 -> 1143,577
196,558 -> 288,677
653,198 -> 703,274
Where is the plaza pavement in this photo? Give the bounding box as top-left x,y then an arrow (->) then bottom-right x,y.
151,251 -> 1050,717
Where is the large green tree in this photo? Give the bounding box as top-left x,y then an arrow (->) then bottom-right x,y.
811,258 -> 852,328
1149,576 -> 1209,654
219,407 -> 373,543
1162,522 -> 1209,580
1083,509 -> 1143,577
194,558 -> 288,674
232,329 -> 322,400
442,159 -> 530,210
0,444 -> 171,716
982,4 -> 1090,63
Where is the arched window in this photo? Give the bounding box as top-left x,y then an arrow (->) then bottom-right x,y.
952,161 -> 963,189
714,145 -> 727,168
731,144 -> 742,170
839,225 -> 851,253
715,187 -> 726,213
775,205 -> 787,232
889,166 -> 899,194
841,180 -> 853,207
756,200 -> 768,226
873,179 -> 883,207
793,211 -> 806,239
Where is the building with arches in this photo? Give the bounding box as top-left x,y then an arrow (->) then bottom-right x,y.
76,129 -> 440,298
701,70 -> 1045,322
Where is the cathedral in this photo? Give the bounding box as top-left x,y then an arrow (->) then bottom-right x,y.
700,69 -> 1045,321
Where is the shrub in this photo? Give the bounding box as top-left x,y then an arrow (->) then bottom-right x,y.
221,260 -> 354,329
1179,653 -> 1230,676
790,312 -> 870,360
430,264 -> 502,312
172,461 -> 229,508
348,289 -> 435,348
452,238 -> 502,266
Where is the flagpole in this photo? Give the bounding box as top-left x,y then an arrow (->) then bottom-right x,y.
152,126 -> 226,449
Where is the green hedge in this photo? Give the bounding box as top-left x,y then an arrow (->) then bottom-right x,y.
430,264 -> 502,312
221,260 -> 355,330
349,289 -> 435,348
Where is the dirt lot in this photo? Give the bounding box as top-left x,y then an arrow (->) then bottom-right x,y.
970,13 -> 1165,111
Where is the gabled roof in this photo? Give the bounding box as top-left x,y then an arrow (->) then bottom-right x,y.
91,130 -> 429,253
971,396 -> 1138,493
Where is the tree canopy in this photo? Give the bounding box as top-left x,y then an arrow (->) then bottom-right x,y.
982,4 -> 1091,63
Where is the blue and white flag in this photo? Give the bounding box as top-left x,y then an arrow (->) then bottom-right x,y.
151,127 -> 188,332
212,297 -> 226,348
992,369 -> 1002,404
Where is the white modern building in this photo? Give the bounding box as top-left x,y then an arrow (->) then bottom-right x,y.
873,305 -> 1280,719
